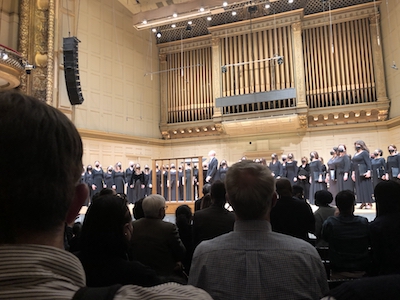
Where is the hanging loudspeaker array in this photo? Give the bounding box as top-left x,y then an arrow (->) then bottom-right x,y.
63,37 -> 84,105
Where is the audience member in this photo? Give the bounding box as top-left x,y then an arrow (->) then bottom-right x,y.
322,274 -> 400,300
76,194 -> 161,287
68,222 -> 82,253
194,183 -> 211,211
370,181 -> 400,275
322,190 -> 370,279
192,181 -> 235,248
314,190 -> 336,247
0,91 -> 211,299
292,184 -> 305,201
270,178 -> 315,242
130,194 -> 186,277
189,160 -> 329,299
175,205 -> 194,275
133,197 -> 145,220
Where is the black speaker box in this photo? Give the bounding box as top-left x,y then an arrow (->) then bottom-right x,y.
63,37 -> 84,105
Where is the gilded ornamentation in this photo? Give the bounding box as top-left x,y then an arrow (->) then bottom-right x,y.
291,22 -> 302,32
18,0 -> 31,93
46,0 -> 55,105
298,114 -> 308,129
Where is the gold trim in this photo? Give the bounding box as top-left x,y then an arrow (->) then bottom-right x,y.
46,0 -> 55,105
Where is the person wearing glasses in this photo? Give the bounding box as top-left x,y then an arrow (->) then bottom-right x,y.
129,194 -> 186,278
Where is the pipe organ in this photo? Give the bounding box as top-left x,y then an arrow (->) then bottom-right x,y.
158,3 -> 389,137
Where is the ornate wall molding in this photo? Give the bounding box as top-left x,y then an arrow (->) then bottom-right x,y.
302,2 -> 379,29
159,36 -> 211,54
209,9 -> 303,38
18,0 -> 52,101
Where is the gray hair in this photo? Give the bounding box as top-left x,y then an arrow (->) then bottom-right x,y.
142,194 -> 166,218
225,160 -> 275,220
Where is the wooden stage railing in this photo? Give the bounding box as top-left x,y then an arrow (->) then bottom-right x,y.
151,156 -> 204,214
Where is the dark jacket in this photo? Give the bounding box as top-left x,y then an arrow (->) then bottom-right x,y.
130,218 -> 186,276
192,204 -> 235,247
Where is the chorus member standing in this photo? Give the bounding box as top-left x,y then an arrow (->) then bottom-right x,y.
162,165 -> 169,201
297,157 -> 311,200
205,150 -> 218,184
104,166 -> 114,189
216,160 -> 229,182
309,151 -> 327,205
169,164 -> 178,201
386,144 -> 400,183
178,165 -> 184,201
130,164 -> 145,204
149,164 -> 161,195
126,162 -> 135,204
84,165 -> 94,204
351,140 -> 373,209
285,153 -> 298,186
143,165 -> 151,198
184,163 -> 193,201
269,153 -> 283,179
281,155 -> 288,178
371,149 -> 386,190
334,144 -> 354,194
326,148 -> 338,200
91,161 -> 105,197
112,162 -> 125,195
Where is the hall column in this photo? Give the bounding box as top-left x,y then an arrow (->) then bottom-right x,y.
291,21 -> 307,109
369,14 -> 389,103
211,36 -> 222,118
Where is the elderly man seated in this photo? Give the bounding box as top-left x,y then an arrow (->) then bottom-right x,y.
130,194 -> 186,277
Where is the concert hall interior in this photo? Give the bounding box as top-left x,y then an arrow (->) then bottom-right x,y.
1,0 -> 400,210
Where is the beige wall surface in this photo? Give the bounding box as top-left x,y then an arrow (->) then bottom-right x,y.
58,0 -> 161,139
381,1 -> 400,118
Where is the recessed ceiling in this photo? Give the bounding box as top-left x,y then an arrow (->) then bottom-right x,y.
119,0 -> 376,43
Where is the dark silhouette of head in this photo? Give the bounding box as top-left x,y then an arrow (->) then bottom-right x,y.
335,190 -> 355,214
276,178 -> 292,198
374,181 -> 400,217
210,180 -> 226,207
315,190 -> 333,206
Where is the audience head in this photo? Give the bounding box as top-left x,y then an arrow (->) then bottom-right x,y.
0,91 -> 87,244
335,190 -> 355,214
142,194 -> 167,219
175,205 -> 192,228
72,222 -> 82,237
374,181 -> 400,217
292,185 -> 304,200
225,160 -> 276,220
80,194 -> 132,255
202,183 -> 211,196
315,190 -> 333,207
276,178 -> 292,198
133,198 -> 145,220
210,180 -> 226,207
200,194 -> 212,210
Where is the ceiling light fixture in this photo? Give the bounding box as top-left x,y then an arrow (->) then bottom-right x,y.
223,1 -> 228,7
188,21 -> 192,25
156,31 -> 162,38
207,16 -> 212,21
2,52 -> 8,60
142,20 -> 147,25
265,3 -> 270,9
199,7 -> 205,12
151,28 -> 157,33
232,11 -> 237,16
171,24 -> 176,28
173,13 -> 178,18
288,0 -> 294,3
